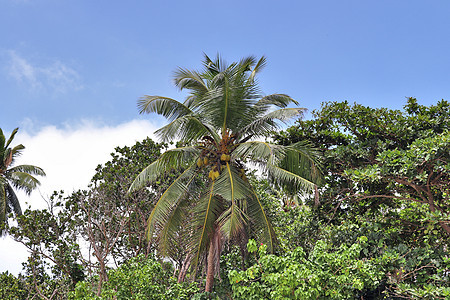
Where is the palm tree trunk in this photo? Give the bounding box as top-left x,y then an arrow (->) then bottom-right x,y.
205,237 -> 215,293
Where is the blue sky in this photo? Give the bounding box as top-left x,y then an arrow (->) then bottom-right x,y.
1,0 -> 450,274
2,0 -> 450,132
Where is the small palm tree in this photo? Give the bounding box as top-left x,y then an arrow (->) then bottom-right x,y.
129,55 -> 322,292
0,128 -> 45,235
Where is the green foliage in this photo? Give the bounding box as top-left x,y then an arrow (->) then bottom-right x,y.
251,160 -> 449,299
0,127 -> 45,235
9,193 -> 83,285
275,98 -> 450,237
229,238 -> 382,299
0,271 -> 26,300
86,137 -> 170,262
69,255 -> 199,299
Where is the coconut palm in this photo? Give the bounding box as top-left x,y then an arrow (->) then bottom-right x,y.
129,55 -> 322,292
0,128 -> 45,235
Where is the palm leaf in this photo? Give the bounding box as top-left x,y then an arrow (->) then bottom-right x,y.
128,146 -> 200,193
157,196 -> 189,256
6,184 -> 21,216
155,115 -> 220,143
214,163 -> 251,203
0,184 -> 6,230
0,129 -> 5,156
7,172 -> 41,195
282,141 -> 323,185
189,181 -> 225,275
248,56 -> 266,83
0,183 -> 8,224
173,68 -> 208,93
5,128 -> 19,149
8,165 -> 46,177
214,163 -> 250,240
255,94 -> 299,109
217,204 -> 247,242
146,163 -> 198,240
232,141 -> 285,162
247,185 -> 276,252
240,107 -> 306,139
138,96 -> 193,121
266,159 -> 316,192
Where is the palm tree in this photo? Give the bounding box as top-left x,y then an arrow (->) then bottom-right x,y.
0,128 -> 45,235
129,55 -> 322,292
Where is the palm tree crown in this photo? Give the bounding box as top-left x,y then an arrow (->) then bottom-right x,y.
129,55 -> 322,291
0,128 -> 45,235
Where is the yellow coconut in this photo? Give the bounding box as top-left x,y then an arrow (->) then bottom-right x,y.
197,158 -> 203,168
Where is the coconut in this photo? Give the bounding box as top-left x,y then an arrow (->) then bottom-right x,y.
197,158 -> 203,168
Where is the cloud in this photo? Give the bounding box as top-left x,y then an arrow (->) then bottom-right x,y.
6,50 -> 83,94
0,118 -> 162,275
7,51 -> 38,88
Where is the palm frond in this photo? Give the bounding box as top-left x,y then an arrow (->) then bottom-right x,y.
214,163 -> 251,202
7,172 -> 41,195
2,149 -> 12,169
6,184 -> 21,216
11,145 -> 25,162
214,163 -> 251,240
0,129 -> 5,158
157,196 -> 189,257
5,128 -> 19,149
146,164 -> 198,240
267,159 -> 316,192
189,182 -> 225,274
238,56 -> 257,72
7,165 -> 46,177
248,56 -> 266,82
138,96 -> 193,121
155,115 -> 220,143
128,146 -> 200,193
173,68 -> 208,93
255,94 -> 299,108
239,107 -> 306,139
232,141 -> 285,162
217,204 -> 247,241
233,141 -> 321,192
247,185 -> 276,252
0,184 -> 6,228
283,141 -> 323,182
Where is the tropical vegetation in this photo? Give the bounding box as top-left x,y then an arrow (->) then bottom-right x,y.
0,127 -> 45,235
1,57 -> 449,299
128,54 -> 323,292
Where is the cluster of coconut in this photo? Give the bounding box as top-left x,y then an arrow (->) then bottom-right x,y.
197,153 -> 232,181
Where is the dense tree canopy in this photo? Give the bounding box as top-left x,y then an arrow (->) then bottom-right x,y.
276,98 -> 450,236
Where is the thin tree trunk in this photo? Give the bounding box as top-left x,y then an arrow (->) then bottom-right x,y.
205,238 -> 215,293
177,253 -> 192,283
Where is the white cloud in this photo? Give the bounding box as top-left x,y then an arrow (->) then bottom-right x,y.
6,50 -> 83,94
0,119 -> 162,275
7,51 -> 38,88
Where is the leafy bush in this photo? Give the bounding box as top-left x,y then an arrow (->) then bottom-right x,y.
229,238 -> 382,299
69,255 -> 199,299
0,272 -> 26,300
